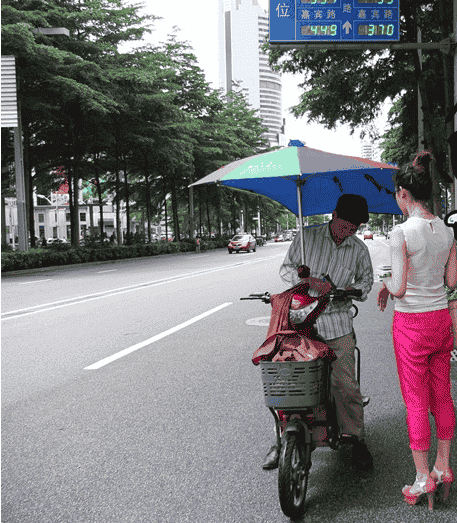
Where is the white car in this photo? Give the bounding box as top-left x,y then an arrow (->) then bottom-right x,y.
46,238 -> 69,245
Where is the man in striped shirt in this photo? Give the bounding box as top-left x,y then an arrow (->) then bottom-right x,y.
263,194 -> 375,471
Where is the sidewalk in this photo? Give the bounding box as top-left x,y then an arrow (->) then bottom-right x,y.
451,360 -> 457,389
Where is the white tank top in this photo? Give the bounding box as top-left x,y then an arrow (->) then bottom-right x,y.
394,216 -> 454,313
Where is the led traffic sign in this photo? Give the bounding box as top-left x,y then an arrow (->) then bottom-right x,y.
270,0 -> 400,43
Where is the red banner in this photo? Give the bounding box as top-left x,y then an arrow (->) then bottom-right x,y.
54,166 -> 69,194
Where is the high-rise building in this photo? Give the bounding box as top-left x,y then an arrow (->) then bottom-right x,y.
361,141 -> 374,160
218,0 -> 286,147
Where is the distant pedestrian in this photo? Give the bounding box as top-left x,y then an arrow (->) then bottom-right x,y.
378,151 -> 456,510
196,236 -> 201,253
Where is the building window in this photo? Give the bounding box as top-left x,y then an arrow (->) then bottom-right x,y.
39,226 -> 45,238
53,227 -> 58,238
66,213 -> 70,222
80,213 -> 86,222
67,225 -> 71,238
38,214 -> 44,223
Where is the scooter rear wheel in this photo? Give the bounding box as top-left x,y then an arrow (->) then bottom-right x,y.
278,432 -> 311,519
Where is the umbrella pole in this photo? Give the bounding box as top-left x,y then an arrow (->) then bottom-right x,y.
296,180 -> 305,265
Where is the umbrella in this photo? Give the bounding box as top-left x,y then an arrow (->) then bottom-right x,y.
190,140 -> 400,264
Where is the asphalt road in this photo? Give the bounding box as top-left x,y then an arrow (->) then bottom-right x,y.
2,238 -> 456,522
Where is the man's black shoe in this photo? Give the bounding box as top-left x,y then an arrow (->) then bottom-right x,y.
262,445 -> 279,470
351,440 -> 374,471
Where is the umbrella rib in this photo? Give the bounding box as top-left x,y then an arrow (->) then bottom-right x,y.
333,176 -> 344,193
364,174 -> 395,195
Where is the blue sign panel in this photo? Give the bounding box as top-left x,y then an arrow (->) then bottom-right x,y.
269,1 -> 400,42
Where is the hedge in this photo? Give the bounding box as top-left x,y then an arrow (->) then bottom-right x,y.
1,238 -> 228,272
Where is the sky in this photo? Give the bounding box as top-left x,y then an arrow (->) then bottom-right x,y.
122,0 -> 392,158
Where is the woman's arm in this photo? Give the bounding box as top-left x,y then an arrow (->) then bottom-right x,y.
384,227 -> 407,299
445,240 -> 457,290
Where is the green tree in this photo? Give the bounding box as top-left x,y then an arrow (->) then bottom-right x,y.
1,0 -> 156,246
266,0 -> 454,213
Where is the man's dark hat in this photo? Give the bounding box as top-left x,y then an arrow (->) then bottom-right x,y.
335,194 -> 369,225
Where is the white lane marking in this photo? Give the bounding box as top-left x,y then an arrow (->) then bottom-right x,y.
378,239 -> 390,248
1,253 -> 284,321
19,279 -> 52,285
84,302 -> 232,370
97,269 -> 117,274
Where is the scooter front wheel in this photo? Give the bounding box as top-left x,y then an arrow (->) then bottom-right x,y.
278,432 -> 311,519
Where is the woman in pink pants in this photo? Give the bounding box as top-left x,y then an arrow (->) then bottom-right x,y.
378,151 -> 457,510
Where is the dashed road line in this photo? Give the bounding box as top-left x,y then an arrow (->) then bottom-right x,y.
2,253 -> 284,321
84,302 -> 232,369
19,279 -> 52,285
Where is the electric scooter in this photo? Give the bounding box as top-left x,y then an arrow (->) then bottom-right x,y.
241,266 -> 369,519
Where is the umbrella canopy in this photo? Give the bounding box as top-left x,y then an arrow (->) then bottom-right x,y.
190,143 -> 401,217
190,142 -> 401,264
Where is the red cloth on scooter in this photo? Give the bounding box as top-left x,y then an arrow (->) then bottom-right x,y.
252,283 -> 336,365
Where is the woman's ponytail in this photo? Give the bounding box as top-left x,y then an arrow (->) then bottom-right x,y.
395,150 -> 434,202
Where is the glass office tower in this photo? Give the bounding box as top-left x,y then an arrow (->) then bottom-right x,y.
218,0 -> 286,147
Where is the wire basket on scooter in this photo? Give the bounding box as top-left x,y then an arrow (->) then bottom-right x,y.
259,360 -> 327,410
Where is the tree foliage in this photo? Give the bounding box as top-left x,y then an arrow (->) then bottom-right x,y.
1,0 -> 280,248
266,0 -> 454,186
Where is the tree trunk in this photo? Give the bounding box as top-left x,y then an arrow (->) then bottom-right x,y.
73,174 -> 80,245
69,119 -> 81,247
216,186 -> 222,237
405,2 -> 449,217
114,142 -> 121,244
1,194 -> 8,249
231,197 -> 237,235
144,156 -> 151,242
23,119 -> 35,248
205,185 -> 211,238
188,184 -> 194,239
93,154 -> 104,239
124,154 -> 130,244
67,157 -> 75,245
163,175 -> 168,240
198,189 -> 202,236
170,174 -> 180,241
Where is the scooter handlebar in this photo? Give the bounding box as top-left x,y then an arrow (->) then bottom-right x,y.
240,288 -> 361,303
330,288 -> 363,299
240,292 -> 271,303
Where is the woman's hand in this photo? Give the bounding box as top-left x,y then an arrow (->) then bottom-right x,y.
377,282 -> 394,311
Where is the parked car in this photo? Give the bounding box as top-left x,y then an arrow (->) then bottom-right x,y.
284,233 -> 292,241
275,235 -> 284,242
228,234 -> 256,254
46,238 -> 69,245
363,230 -> 373,240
